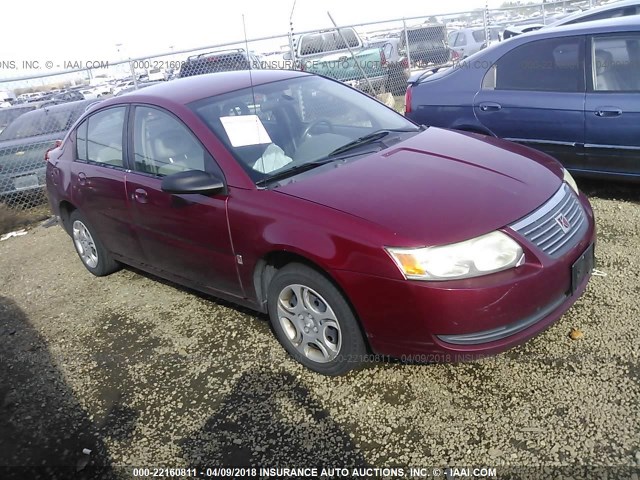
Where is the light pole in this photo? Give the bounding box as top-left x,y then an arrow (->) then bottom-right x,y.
115,43 -> 126,78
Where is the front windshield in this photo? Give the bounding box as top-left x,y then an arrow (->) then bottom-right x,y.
191,75 -> 418,183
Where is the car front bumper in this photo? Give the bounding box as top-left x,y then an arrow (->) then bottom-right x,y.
330,192 -> 596,361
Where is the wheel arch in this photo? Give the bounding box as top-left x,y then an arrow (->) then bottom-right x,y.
252,250 -> 372,351
58,200 -> 77,234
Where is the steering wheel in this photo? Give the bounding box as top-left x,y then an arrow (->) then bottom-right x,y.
222,102 -> 250,116
301,119 -> 334,139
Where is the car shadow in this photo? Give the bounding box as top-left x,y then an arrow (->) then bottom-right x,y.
577,177 -> 640,204
122,264 -> 261,319
0,295 -> 115,479
119,265 -> 386,374
179,369 -> 369,472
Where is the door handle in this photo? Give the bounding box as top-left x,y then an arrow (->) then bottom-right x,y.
133,188 -> 148,204
595,107 -> 622,117
77,172 -> 86,185
479,102 -> 502,112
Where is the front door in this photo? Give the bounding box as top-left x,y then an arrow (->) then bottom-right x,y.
584,33 -> 640,177
125,105 -> 242,296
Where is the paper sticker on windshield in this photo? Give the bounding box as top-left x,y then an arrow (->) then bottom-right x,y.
220,115 -> 272,147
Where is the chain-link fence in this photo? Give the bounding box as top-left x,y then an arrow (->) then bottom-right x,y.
0,0 -> 608,215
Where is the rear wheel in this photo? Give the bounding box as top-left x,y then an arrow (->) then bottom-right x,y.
267,263 -> 367,375
69,210 -> 120,276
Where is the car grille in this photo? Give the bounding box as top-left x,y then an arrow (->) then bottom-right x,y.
509,184 -> 587,258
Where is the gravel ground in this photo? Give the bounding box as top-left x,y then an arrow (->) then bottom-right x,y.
0,180 -> 639,480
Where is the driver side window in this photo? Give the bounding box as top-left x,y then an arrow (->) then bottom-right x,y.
132,106 -> 210,177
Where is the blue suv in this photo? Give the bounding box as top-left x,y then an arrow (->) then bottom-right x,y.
405,17 -> 640,181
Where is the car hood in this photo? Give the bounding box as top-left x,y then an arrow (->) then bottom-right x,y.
275,127 -> 563,246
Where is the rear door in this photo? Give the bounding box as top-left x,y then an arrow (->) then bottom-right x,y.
474,36 -> 586,167
70,105 -> 144,260
584,32 -> 640,176
124,105 -> 242,296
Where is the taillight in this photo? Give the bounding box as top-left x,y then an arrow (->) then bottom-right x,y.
400,57 -> 409,70
404,86 -> 412,114
380,49 -> 387,67
44,139 -> 62,162
451,49 -> 460,63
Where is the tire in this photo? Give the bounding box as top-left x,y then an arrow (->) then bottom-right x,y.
267,263 -> 367,376
69,210 -> 120,277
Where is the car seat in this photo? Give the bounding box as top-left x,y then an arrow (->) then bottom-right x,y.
594,49 -> 620,91
153,131 -> 204,176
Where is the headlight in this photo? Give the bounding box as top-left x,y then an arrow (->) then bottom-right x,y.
563,168 -> 579,195
386,231 -> 524,281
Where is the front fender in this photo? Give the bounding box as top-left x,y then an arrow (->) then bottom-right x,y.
227,189 -> 403,304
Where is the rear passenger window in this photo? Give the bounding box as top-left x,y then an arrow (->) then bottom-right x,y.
76,107 -> 126,167
484,37 -> 585,92
592,35 -> 640,92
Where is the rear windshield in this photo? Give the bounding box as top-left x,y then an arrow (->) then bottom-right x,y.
564,5 -> 640,24
0,106 -> 36,131
298,30 -> 360,56
181,53 -> 252,76
472,28 -> 501,42
405,25 -> 447,43
0,105 -> 83,140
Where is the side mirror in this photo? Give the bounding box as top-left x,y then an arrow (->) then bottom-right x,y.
161,170 -> 225,195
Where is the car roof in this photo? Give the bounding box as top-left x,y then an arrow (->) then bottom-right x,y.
510,14 -> 640,39
98,69 -> 311,106
548,0 -> 640,27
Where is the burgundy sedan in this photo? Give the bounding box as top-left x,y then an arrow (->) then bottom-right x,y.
46,70 -> 595,375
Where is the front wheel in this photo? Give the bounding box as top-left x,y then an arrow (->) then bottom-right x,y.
69,210 -> 120,276
267,263 -> 367,375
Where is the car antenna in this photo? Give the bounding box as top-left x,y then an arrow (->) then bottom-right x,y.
242,14 -> 265,175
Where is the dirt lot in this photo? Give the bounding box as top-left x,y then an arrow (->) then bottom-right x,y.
0,180 -> 639,479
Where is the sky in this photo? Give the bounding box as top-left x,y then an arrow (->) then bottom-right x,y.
0,0 -> 506,74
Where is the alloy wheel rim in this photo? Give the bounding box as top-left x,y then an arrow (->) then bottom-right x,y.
277,284 -> 342,363
72,220 -> 99,269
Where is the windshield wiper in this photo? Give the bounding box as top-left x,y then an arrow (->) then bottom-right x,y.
256,158 -> 337,187
256,128 -> 422,187
327,128 -> 420,158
